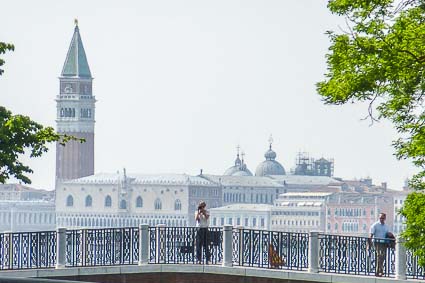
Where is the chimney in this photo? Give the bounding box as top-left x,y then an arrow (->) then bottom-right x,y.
381,182 -> 387,191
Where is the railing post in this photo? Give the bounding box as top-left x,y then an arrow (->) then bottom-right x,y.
308,231 -> 319,273
56,227 -> 67,269
156,224 -> 166,264
5,231 -> 13,269
138,224 -> 149,265
237,226 -> 244,265
222,225 -> 233,267
395,236 -> 407,280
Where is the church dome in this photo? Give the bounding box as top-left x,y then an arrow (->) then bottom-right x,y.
255,141 -> 285,176
223,148 -> 253,176
232,170 -> 253,176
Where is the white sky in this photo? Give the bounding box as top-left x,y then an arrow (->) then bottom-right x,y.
0,1 -> 417,191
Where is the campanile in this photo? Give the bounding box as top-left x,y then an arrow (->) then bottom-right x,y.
56,21 -> 95,184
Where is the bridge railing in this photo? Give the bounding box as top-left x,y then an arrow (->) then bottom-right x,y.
148,226 -> 222,264
65,227 -> 139,267
0,226 -> 424,280
232,228 -> 308,270
318,233 -> 395,277
0,231 -> 56,270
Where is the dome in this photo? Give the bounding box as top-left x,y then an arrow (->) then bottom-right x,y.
232,170 -> 253,176
255,141 -> 285,176
224,166 -> 241,176
255,160 -> 285,176
223,149 -> 253,176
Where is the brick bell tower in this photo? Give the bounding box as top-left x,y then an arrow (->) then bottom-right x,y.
56,20 -> 96,184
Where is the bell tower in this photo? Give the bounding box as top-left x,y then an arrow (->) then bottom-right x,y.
56,20 -> 96,184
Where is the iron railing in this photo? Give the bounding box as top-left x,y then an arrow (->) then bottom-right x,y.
66,227 -> 138,267
232,228 -> 308,270
318,234 -> 395,277
149,226 -> 222,264
0,227 -> 424,281
407,249 -> 425,280
0,231 -> 56,270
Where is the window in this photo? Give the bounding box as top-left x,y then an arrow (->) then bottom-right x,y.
245,218 -> 249,226
174,199 -> 181,211
66,195 -> 74,207
261,218 -> 265,227
253,218 -> 257,227
221,218 -> 224,225
85,195 -> 92,207
136,196 -> 143,208
334,223 -> 338,231
120,200 -> 127,209
237,217 -> 241,226
154,198 -> 162,210
105,195 -> 112,207
228,218 -> 233,225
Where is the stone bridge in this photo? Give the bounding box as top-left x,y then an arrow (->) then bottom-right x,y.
0,225 -> 423,283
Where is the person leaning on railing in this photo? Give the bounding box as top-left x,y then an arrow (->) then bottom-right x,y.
195,200 -> 211,264
368,212 -> 392,277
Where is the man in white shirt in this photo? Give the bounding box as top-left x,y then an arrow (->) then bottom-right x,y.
195,200 -> 210,264
369,213 -> 391,277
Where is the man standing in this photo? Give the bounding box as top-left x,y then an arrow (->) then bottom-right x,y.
369,213 -> 391,277
195,201 -> 210,264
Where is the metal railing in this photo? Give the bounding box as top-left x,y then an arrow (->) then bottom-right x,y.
149,226 -> 222,264
232,228 -> 308,270
407,249 -> 425,280
318,234 -> 395,277
0,231 -> 56,270
0,227 -> 423,281
66,227 -> 139,267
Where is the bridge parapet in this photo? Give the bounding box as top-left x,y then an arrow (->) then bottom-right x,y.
0,226 -> 423,280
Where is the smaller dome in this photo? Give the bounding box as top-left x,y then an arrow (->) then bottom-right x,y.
264,148 -> 277,160
224,166 -> 240,176
232,170 -> 253,176
223,148 -> 253,176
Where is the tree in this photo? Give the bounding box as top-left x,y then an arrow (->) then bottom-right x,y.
0,42 -> 81,185
317,0 -> 425,265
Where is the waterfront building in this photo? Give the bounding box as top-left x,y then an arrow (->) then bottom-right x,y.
271,192 -> 331,233
210,203 -> 272,229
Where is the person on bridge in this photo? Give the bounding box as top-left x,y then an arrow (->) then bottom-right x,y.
195,200 -> 211,264
369,212 -> 391,277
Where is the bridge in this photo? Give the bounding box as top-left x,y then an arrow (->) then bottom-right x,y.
0,225 -> 423,283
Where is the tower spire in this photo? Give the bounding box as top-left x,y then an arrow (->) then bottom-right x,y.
61,20 -> 91,78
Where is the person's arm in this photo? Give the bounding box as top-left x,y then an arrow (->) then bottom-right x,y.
195,211 -> 200,221
204,209 -> 210,220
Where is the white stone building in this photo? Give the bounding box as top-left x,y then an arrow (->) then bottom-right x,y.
210,204 -> 272,229
271,192 -> 332,233
392,190 -> 409,235
56,171 -> 222,228
0,184 -> 55,232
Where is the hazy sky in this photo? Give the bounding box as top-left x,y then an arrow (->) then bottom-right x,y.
1,1 -> 417,191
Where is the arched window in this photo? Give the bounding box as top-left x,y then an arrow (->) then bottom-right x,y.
105,195 -> 112,207
85,195 -> 92,207
136,196 -> 143,208
174,199 -> 181,211
120,200 -> 127,209
154,198 -> 162,210
66,195 -> 74,207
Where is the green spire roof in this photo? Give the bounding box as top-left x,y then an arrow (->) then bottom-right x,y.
61,24 -> 92,78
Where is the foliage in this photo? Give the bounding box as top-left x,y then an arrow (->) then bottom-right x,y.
317,0 -> 425,264
400,192 -> 425,266
0,42 -> 14,76
0,42 -> 82,185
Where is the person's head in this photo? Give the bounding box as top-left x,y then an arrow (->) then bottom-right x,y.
379,213 -> 386,224
198,201 -> 206,211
